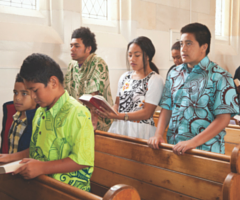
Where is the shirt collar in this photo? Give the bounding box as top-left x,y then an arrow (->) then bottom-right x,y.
13,111 -> 27,122
13,111 -> 21,120
181,56 -> 210,71
47,90 -> 69,118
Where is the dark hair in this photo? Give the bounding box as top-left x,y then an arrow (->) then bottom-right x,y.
19,53 -> 64,86
15,73 -> 24,83
71,27 -> 97,53
171,41 -> 181,51
127,36 -> 159,74
181,23 -> 211,55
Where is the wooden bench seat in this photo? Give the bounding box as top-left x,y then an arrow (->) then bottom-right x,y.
92,130 -> 240,200
0,173 -> 140,200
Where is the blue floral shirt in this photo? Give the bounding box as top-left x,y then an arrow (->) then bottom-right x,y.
159,56 -> 239,153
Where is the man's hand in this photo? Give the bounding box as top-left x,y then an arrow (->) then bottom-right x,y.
0,154 -> 12,163
13,158 -> 44,179
172,140 -> 196,155
148,136 -> 165,149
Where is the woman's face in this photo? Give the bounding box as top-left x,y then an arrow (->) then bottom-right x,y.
128,43 -> 145,72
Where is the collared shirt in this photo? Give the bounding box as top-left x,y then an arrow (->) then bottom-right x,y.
159,56 -> 239,153
8,111 -> 27,154
29,91 -> 94,192
64,53 -> 113,131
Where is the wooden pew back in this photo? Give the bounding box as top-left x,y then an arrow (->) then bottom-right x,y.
92,131 -> 240,200
0,173 -> 140,200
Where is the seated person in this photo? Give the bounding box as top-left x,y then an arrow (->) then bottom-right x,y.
0,53 -> 94,192
8,73 -> 37,154
95,36 -> 164,139
148,23 -> 239,154
167,41 -> 183,75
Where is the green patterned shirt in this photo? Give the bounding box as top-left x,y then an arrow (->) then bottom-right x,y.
29,91 -> 94,191
64,53 -> 113,131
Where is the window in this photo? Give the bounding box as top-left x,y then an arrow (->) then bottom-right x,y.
215,0 -> 231,39
0,0 -> 36,10
82,0 -> 108,20
215,0 -> 225,36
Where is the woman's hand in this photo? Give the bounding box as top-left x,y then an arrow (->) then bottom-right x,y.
148,135 -> 165,149
94,106 -> 119,120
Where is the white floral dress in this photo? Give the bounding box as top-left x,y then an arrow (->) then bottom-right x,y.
108,71 -> 164,139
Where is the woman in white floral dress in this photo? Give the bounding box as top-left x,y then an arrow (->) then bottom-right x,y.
96,36 -> 164,139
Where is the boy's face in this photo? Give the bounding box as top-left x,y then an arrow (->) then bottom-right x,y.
171,49 -> 183,66
13,82 -> 36,112
180,33 -> 207,68
24,80 -> 56,109
70,38 -> 91,64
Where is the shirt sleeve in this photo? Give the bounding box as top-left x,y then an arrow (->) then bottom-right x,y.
85,58 -> 108,95
68,106 -> 94,167
213,71 -> 239,117
64,61 -> 75,93
145,74 -> 164,106
159,73 -> 172,110
116,72 -> 128,97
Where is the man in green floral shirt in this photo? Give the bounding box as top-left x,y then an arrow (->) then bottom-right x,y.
64,27 -> 113,132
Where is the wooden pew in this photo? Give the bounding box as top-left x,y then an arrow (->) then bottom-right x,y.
225,124 -> 240,156
92,130 -> 240,200
0,173 -> 140,200
154,114 -> 240,155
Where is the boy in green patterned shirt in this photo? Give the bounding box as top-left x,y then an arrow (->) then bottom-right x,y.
0,53 -> 94,192
64,27 -> 113,131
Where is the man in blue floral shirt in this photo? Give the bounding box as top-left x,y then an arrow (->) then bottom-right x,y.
148,23 -> 239,154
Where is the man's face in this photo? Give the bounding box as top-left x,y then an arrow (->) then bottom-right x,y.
180,33 -> 207,68
171,49 -> 183,66
70,38 -> 91,64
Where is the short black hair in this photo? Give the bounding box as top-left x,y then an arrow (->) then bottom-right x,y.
15,73 -> 24,83
71,27 -> 97,53
181,23 -> 211,55
171,41 -> 181,51
19,53 -> 64,86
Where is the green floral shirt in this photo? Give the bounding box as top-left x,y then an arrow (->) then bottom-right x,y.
64,53 -> 113,131
29,91 -> 94,192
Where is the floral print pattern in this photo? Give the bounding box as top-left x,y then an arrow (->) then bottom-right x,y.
159,56 -> 239,153
64,53 -> 113,131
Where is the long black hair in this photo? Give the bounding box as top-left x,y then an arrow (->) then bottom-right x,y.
127,36 -> 159,74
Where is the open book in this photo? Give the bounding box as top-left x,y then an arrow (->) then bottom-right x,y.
0,160 -> 25,174
234,79 -> 240,87
79,94 -> 118,115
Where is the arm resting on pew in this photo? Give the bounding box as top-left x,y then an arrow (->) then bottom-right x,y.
0,148 -> 29,163
173,113 -> 231,155
148,108 -> 172,149
13,157 -> 89,180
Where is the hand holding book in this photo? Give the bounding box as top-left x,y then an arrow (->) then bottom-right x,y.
79,94 -> 118,115
94,106 -> 119,120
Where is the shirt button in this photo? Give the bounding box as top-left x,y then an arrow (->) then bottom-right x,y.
42,116 -> 45,119
39,132 -> 41,135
